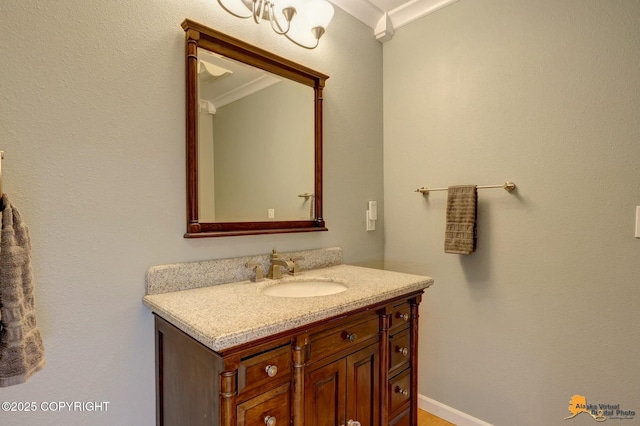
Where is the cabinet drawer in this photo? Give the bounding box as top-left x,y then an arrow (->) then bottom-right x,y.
238,345 -> 291,395
389,408 -> 411,426
389,328 -> 411,373
389,302 -> 411,332
388,369 -> 411,415
308,316 -> 379,363
237,382 -> 290,426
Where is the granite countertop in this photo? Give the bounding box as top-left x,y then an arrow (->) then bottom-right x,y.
143,263 -> 433,352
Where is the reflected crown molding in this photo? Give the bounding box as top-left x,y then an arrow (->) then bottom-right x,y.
210,74 -> 281,109
199,100 -> 217,115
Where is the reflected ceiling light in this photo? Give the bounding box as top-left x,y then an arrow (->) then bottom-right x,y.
218,0 -> 334,49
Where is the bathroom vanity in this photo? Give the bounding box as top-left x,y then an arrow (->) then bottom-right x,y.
163,20 -> 433,425
143,248 -> 433,426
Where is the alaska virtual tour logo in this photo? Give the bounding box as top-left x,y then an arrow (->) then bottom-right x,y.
565,395 -> 636,422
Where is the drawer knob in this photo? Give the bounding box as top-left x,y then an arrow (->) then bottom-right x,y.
396,346 -> 409,357
344,420 -> 361,426
264,365 -> 278,377
395,386 -> 409,397
397,312 -> 409,321
345,333 -> 358,343
264,415 -> 277,426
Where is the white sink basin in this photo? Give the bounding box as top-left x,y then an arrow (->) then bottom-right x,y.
261,279 -> 348,298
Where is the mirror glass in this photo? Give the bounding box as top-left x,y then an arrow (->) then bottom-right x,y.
182,19 -> 328,237
197,48 -> 315,222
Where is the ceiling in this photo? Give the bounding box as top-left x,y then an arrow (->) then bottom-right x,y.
330,0 -> 458,42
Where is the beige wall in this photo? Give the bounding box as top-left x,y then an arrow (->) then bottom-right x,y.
0,1 -> 383,424
383,0 -> 640,424
5,0 -> 637,424
198,109 -> 216,220
212,82 -> 314,222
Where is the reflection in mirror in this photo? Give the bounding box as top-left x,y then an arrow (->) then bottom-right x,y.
197,48 -> 315,222
182,19 -> 328,237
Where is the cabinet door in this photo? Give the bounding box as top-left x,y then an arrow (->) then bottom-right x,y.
346,344 -> 379,426
304,359 -> 346,426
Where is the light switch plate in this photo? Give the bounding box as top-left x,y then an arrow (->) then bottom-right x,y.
368,201 -> 377,220
366,211 -> 375,231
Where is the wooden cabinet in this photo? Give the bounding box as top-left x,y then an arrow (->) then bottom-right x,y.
154,291 -> 422,426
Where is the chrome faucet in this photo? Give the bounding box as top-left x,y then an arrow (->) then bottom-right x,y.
267,249 -> 295,279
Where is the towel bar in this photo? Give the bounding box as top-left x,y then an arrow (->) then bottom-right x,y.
415,181 -> 516,195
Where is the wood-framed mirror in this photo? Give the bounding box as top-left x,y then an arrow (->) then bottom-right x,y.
182,19 -> 328,238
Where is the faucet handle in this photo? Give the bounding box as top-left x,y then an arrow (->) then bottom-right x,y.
245,261 -> 264,282
270,249 -> 280,259
289,255 -> 304,275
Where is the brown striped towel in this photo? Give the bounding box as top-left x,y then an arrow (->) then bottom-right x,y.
444,185 -> 477,254
0,193 -> 45,387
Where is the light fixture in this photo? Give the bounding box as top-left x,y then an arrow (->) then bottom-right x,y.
218,0 -> 334,49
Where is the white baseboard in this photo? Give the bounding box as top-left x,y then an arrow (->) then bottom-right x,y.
418,394 -> 494,426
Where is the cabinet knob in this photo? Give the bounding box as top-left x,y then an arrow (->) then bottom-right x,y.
345,333 -> 357,343
264,365 -> 278,377
395,386 -> 409,397
344,420 -> 361,426
396,346 -> 409,357
264,415 -> 277,426
397,312 -> 409,321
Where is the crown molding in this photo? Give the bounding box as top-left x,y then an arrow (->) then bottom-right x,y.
330,0 -> 384,29
330,0 -> 458,42
390,0 -> 459,28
